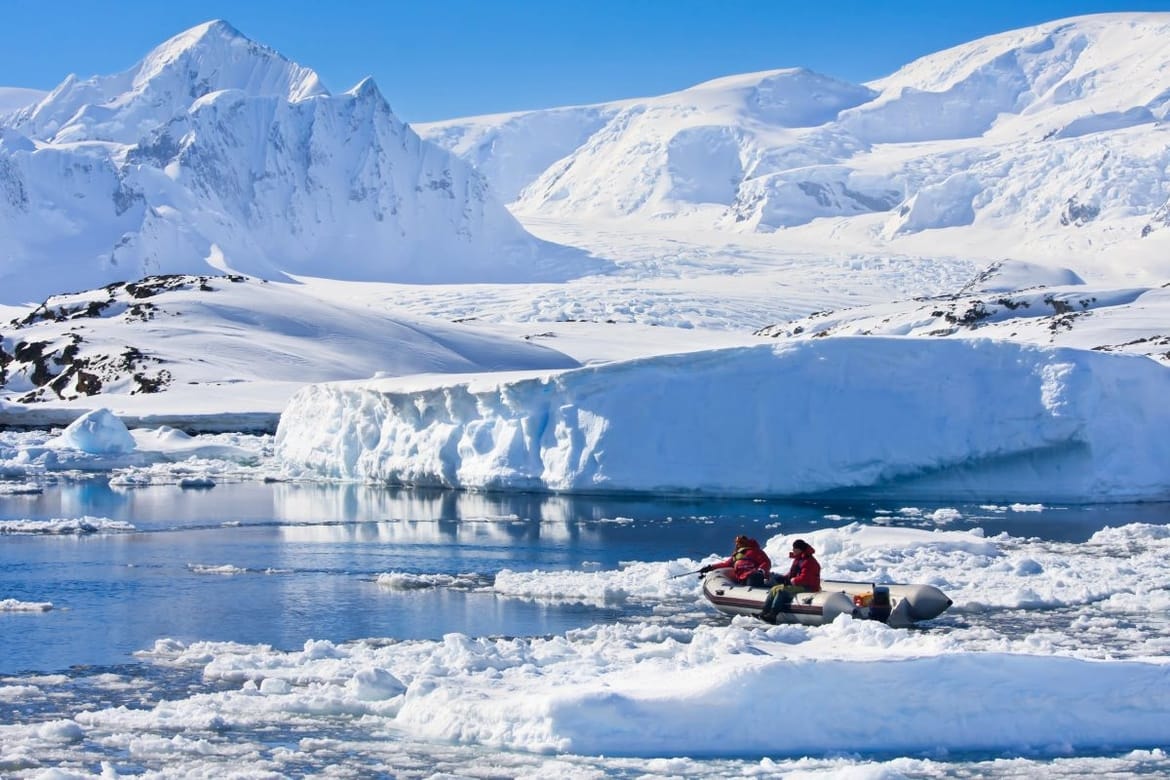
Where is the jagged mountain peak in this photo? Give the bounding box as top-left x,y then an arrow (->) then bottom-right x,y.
13,19 -> 327,143
161,19 -> 247,48
344,76 -> 385,102
133,19 -> 327,103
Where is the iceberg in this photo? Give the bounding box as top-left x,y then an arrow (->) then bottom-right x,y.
49,408 -> 136,455
275,337 -> 1170,502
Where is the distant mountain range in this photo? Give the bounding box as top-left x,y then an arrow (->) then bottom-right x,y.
0,21 -> 592,306
5,13 -> 1170,308
417,12 -> 1170,281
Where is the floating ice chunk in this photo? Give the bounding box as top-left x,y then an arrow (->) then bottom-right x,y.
51,409 -> 136,454
35,719 -> 84,742
259,678 -> 291,695
0,598 -> 53,612
349,667 -> 406,701
178,476 -> 216,489
0,516 -> 135,535
0,482 -> 42,495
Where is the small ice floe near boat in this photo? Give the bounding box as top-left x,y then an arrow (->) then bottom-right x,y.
701,571 -> 952,627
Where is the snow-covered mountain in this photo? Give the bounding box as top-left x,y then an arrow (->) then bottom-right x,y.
418,13 -> 1170,281
0,21 -> 592,306
415,105 -> 629,204
416,68 -> 877,216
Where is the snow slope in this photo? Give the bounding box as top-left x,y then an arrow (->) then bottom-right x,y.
414,104 -> 629,204
0,274 -> 578,428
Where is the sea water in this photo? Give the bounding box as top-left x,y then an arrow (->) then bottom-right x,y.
3,480 -> 1169,777
4,480 -> 1151,675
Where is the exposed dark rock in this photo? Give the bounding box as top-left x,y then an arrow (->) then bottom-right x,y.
1,274 -> 248,401
1141,198 -> 1170,237
1060,196 -> 1100,227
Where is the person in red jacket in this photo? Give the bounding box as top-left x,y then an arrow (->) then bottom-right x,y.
758,539 -> 821,623
700,535 -> 771,587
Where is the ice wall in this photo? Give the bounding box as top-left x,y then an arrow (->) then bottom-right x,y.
275,338 -> 1170,502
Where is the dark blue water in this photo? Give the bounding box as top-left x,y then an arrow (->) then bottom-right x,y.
3,479 -> 1167,676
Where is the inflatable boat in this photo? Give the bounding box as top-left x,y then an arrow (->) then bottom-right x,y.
701,571 -> 952,628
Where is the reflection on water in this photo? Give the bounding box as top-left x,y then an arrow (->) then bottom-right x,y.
2,480 -> 1169,676
8,478 -> 1164,542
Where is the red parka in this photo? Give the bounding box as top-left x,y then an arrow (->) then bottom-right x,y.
785,546 -> 821,591
712,537 -> 771,583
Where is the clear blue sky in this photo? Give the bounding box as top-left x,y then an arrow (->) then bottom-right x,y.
3,0 -> 1170,122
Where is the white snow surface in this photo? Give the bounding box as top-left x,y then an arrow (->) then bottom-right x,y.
4,13 -> 1170,778
0,273 -> 579,425
128,603 -> 1169,759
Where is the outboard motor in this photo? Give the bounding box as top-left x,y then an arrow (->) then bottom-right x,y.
869,586 -> 892,623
